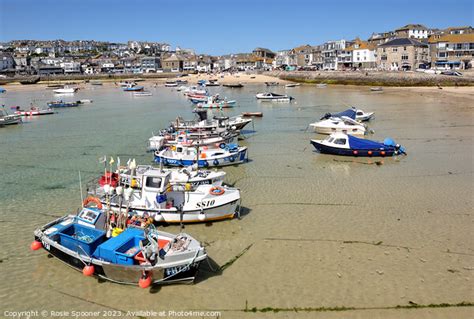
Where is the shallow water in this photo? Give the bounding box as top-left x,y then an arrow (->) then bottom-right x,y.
0,84 -> 473,318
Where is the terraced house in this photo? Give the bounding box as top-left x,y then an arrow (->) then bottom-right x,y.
429,33 -> 474,69
377,38 -> 429,71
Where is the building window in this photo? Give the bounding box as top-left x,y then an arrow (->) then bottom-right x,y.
392,48 -> 398,52
438,52 -> 446,58
404,46 -> 407,51
381,55 -> 387,61
401,55 -> 409,60
469,43 -> 474,50
456,44 -> 462,50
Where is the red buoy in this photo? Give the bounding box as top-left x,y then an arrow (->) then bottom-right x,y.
368,151 -> 373,156
31,241 -> 42,251
82,265 -> 95,276
381,151 -> 386,156
139,274 -> 152,289
353,150 -> 358,156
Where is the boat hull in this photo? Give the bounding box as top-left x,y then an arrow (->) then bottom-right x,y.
154,148 -> 248,168
310,140 -> 396,157
310,125 -> 366,136
35,234 -> 201,285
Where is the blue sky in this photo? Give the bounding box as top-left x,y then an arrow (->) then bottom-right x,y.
0,0 -> 472,54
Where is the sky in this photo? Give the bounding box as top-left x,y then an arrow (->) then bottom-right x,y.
0,0 -> 472,55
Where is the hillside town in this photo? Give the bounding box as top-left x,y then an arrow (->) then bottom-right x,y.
0,24 -> 473,77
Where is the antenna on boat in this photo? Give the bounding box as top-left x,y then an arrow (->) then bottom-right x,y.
79,171 -> 84,207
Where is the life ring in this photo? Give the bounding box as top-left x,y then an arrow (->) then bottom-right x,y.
209,186 -> 225,196
83,196 -> 103,209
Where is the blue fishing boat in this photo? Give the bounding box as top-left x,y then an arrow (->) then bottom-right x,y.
154,143 -> 248,167
123,85 -> 144,92
31,203 -> 207,288
310,132 -> 406,157
47,100 -> 79,108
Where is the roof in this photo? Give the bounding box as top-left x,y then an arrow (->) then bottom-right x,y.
162,54 -> 183,62
428,33 -> 474,43
292,44 -> 312,53
395,24 -> 428,31
253,47 -> 274,54
345,38 -> 376,51
378,38 -> 428,48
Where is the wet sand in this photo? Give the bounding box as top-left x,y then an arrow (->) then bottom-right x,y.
0,84 -> 472,318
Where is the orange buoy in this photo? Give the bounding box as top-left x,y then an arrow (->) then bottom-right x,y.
209,186 -> 225,196
353,150 -> 358,155
139,273 -> 152,288
368,151 -> 373,156
31,240 -> 42,251
82,265 -> 95,276
83,196 -> 103,209
381,151 -> 386,156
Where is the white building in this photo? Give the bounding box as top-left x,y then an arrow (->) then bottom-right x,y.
61,61 -> 81,73
322,40 -> 346,70
395,24 -> 429,39
347,39 -> 377,69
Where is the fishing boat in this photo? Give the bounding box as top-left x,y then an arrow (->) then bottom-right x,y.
0,108 -> 22,126
54,86 -> 78,94
320,108 -> 374,122
95,168 -> 241,223
148,130 -> 238,152
133,91 -> 153,97
197,95 -> 236,109
183,86 -> 207,96
309,114 -> 367,136
255,92 -> 292,102
119,81 -> 136,87
310,132 -> 406,157
90,81 -> 103,86
90,164 -> 226,193
47,100 -> 79,108
202,80 -> 220,87
370,87 -> 383,92
32,206 -> 207,287
155,143 -> 248,168
265,82 -> 279,86
285,83 -> 300,88
316,83 -> 327,88
123,84 -> 144,92
171,111 -> 252,132
223,83 -> 243,88
165,81 -> 178,87
241,112 -> 263,117
14,106 -> 54,116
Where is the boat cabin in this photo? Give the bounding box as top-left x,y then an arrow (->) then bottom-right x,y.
323,133 -> 350,149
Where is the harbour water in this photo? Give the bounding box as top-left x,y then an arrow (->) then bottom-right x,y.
0,84 -> 472,318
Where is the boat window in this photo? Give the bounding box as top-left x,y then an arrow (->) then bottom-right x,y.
334,138 -> 346,145
145,177 -> 161,188
357,112 -> 363,115
176,147 -> 183,153
328,137 -> 334,142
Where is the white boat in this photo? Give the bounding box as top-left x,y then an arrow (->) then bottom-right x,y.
53,86 -> 78,94
255,92 -> 292,102
90,164 -> 226,194
77,99 -> 93,104
155,143 -> 248,168
355,109 -> 374,121
0,108 -> 22,126
285,83 -> 300,88
171,111 -> 252,132
133,91 -> 153,97
309,116 -> 367,136
148,130 -> 238,151
203,80 -> 220,87
165,81 -> 178,87
197,95 -> 236,109
183,86 -> 207,96
316,83 -> 327,88
100,169 -> 241,223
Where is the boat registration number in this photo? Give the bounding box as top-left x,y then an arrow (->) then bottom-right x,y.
196,200 -> 215,208
41,239 -> 51,251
